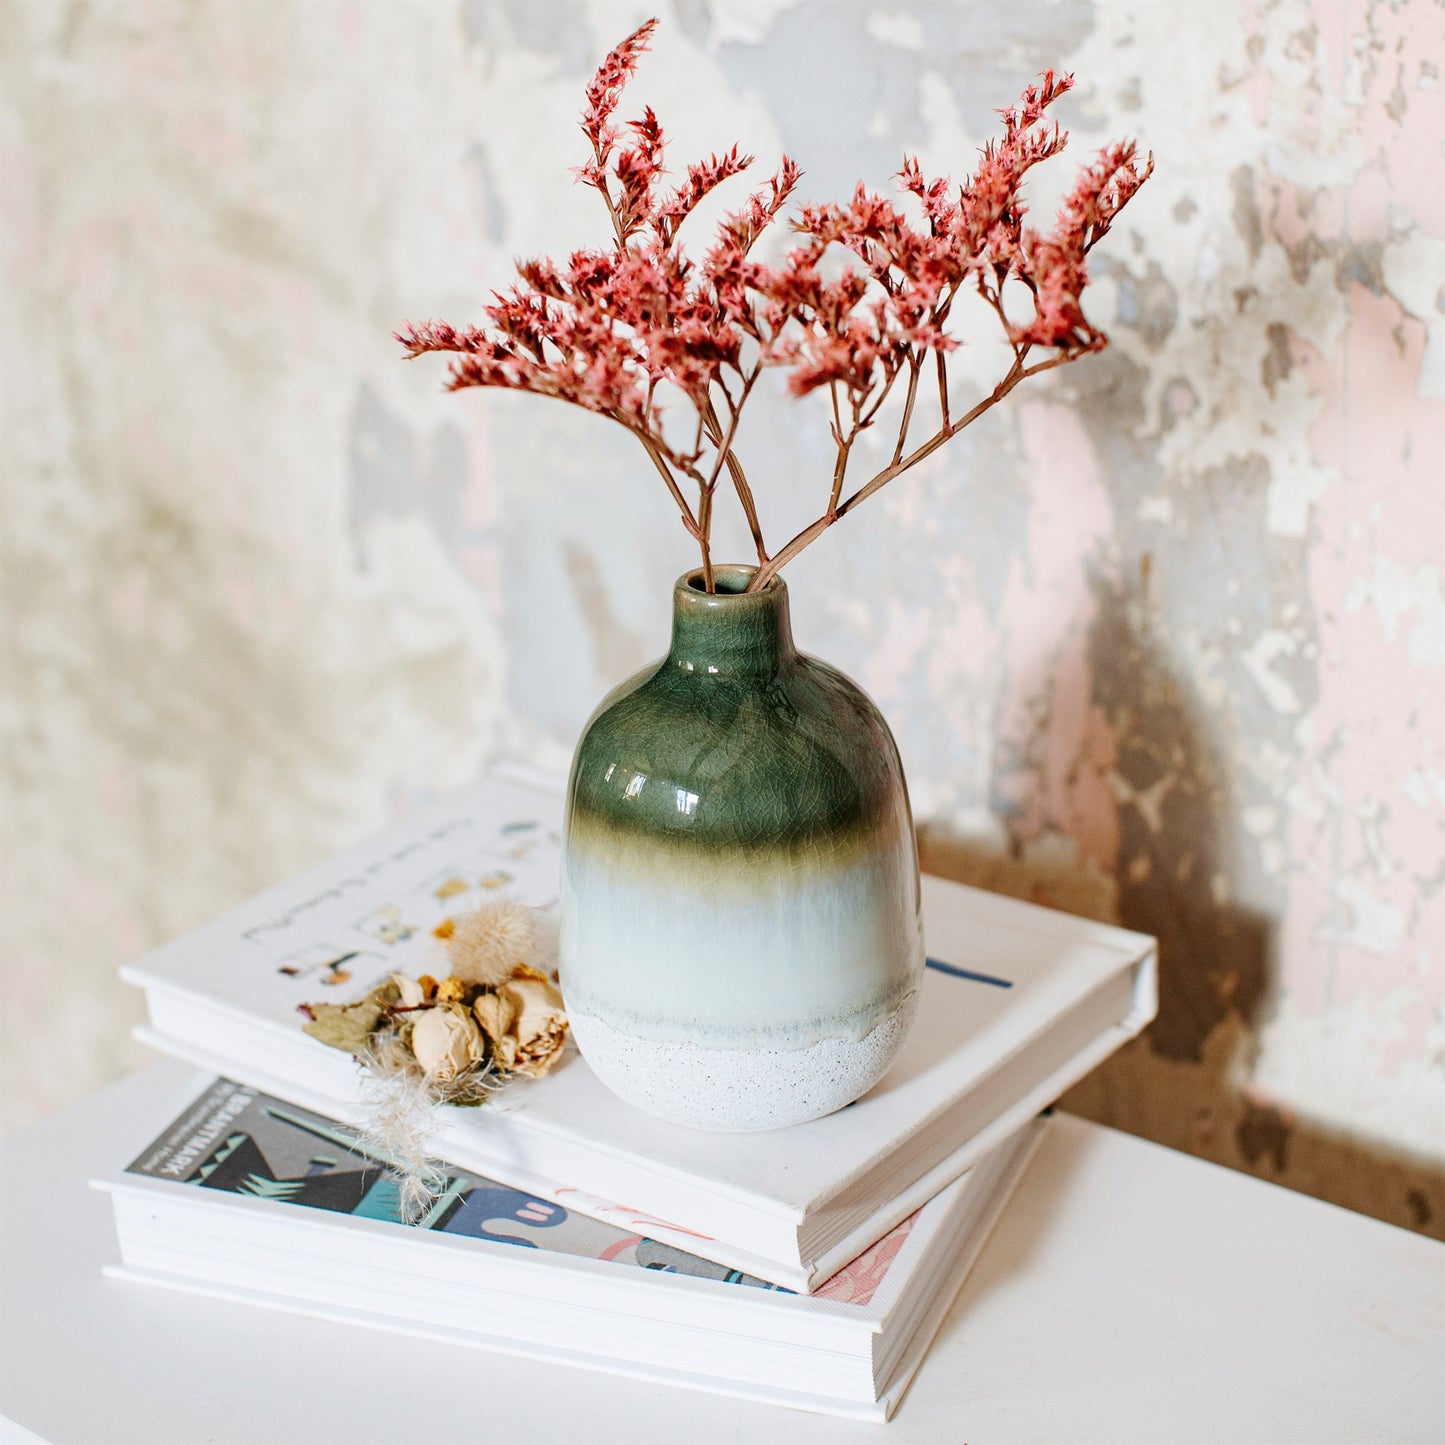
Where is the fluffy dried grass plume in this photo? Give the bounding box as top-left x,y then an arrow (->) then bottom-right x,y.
445,899 -> 538,987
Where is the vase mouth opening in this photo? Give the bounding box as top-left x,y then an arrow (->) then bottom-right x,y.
681,565 -> 781,598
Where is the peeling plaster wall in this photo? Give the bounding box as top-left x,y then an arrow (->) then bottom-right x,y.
4,1 -> 1442,1236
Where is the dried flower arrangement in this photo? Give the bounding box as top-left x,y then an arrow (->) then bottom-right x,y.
398,18 -> 1152,593
300,899 -> 567,1217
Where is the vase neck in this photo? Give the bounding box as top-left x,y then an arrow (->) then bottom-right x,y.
667,566 -> 795,679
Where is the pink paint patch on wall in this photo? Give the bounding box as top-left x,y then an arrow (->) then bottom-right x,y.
1282,283 -> 1443,1032
1328,0 -> 1445,235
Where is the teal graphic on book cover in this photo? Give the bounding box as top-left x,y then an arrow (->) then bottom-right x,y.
126,1079 -> 793,1286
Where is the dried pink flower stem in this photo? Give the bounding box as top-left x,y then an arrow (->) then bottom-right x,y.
752,347 -> 1071,590
398,19 -> 1152,594
701,392 -> 768,566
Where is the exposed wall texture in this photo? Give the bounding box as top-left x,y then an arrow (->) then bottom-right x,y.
4,0 -> 1442,1235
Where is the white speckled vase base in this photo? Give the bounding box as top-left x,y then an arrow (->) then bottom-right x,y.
568,997 -> 917,1132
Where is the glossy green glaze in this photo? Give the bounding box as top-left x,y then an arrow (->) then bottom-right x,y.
570,569 -> 899,848
560,565 -> 924,1130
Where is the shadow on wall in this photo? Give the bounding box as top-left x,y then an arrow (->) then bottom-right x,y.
918,578 -> 1445,1243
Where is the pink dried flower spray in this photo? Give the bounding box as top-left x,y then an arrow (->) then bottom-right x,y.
398,20 -> 1152,592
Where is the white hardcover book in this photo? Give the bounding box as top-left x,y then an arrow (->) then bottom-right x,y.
123,769 -> 1156,1290
95,1073 -> 1049,1422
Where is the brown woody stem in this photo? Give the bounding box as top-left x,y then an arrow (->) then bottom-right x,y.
701,381 -> 769,568
828,393 -> 864,516
828,435 -> 853,517
747,348 -> 1068,592
726,451 -> 769,565
891,356 -> 922,467
858,361 -> 903,431
701,376 -> 754,496
696,482 -> 715,591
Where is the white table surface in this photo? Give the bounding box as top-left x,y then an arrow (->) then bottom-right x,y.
2,1061 -> 1442,1445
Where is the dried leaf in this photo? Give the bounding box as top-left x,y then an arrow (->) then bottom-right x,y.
301,978 -> 401,1056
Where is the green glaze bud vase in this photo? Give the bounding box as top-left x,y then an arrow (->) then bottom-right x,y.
560,564 -> 924,1131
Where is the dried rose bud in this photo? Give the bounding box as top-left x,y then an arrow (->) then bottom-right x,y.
474,972 -> 569,1078
472,989 -> 518,1061
410,1003 -> 486,1081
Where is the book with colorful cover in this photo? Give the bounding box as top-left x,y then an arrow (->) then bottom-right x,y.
96,1073 -> 1048,1421
122,768 -> 1156,1290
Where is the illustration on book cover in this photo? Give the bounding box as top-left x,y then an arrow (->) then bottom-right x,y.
126,1079 -> 915,1303
243,805 -> 563,1014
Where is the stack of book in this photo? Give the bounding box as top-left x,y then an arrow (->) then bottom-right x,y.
106,770 -> 1156,1421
